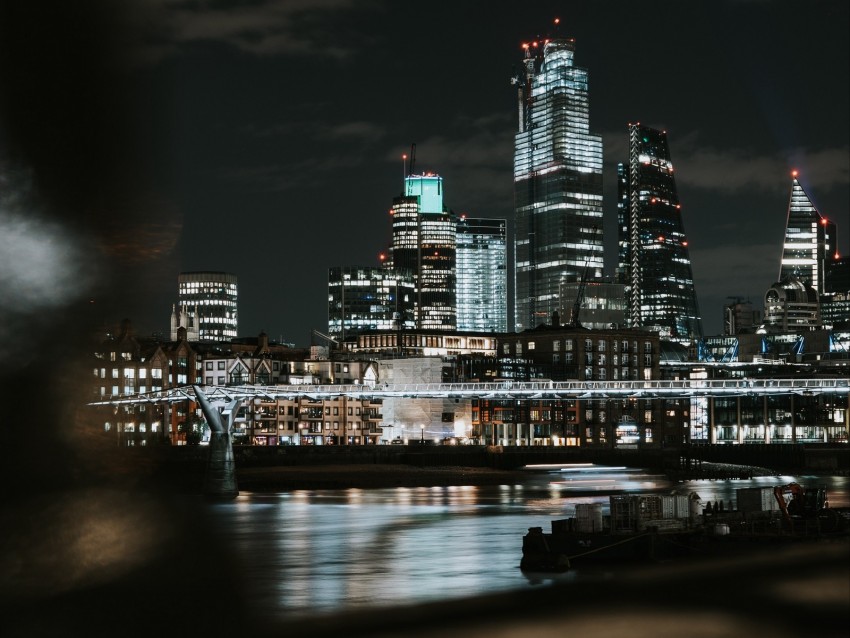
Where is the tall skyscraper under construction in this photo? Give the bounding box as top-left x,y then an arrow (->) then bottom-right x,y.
778,172 -> 837,296
512,30 -> 603,332
617,124 -> 702,343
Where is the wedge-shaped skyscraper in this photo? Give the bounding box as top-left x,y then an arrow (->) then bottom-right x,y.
617,124 -> 702,343
778,172 -> 836,296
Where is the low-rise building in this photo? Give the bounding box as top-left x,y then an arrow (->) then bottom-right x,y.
471,320 -> 664,447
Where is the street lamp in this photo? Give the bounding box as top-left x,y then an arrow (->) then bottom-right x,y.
420,424 -> 425,443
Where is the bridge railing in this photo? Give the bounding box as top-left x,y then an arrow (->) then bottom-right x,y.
89,377 -> 849,406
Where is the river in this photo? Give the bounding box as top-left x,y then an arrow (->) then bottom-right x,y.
204,467 -> 849,625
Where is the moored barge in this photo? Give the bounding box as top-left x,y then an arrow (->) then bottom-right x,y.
520,484 -> 850,572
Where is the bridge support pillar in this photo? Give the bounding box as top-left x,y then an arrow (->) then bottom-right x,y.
763,396 -> 771,444
194,385 -> 240,500
205,431 -> 238,500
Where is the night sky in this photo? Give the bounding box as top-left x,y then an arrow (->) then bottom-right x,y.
1,0 -> 848,349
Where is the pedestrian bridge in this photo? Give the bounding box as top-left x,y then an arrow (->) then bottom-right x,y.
91,377 -> 849,406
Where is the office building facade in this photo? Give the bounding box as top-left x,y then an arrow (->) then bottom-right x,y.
617,124 -> 702,343
763,277 -> 821,331
513,35 -> 604,331
456,216 -> 508,332
176,271 -> 238,342
723,298 -> 762,335
389,174 -> 457,331
327,266 -> 415,341
559,278 -> 627,330
822,256 -> 850,328
778,173 -> 837,296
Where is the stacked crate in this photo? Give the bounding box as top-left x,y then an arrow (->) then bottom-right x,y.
610,495 -> 661,533
672,495 -> 691,519
609,495 -> 635,533
610,494 -> 690,533
574,503 -> 604,533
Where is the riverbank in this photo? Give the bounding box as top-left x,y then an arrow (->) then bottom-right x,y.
666,460 -> 780,481
235,464 -> 533,491
233,461 -> 785,492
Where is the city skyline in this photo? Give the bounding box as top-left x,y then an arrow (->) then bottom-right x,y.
1,1 -> 848,350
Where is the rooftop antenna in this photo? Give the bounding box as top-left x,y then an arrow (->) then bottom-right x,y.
408,143 -> 416,177
402,151 -> 407,189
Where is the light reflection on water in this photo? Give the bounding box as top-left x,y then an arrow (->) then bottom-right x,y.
206,467 -> 848,622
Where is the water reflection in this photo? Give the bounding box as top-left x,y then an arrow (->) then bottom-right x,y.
206,467 -> 848,623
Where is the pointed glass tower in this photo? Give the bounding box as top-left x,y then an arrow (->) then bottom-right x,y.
616,124 -> 702,342
778,172 -> 836,296
512,30 -> 604,331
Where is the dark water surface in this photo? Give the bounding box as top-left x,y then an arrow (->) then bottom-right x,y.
205,467 -> 849,624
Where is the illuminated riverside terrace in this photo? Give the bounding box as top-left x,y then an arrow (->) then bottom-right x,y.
96,377 -> 849,446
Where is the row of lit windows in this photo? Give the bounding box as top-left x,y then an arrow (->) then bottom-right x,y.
100,382 -> 166,396
96,367 -> 163,379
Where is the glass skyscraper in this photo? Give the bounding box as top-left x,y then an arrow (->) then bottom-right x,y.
327,266 -> 415,340
389,174 -> 457,330
616,124 -> 702,343
177,271 -> 238,342
513,35 -> 603,331
456,216 -> 507,332
778,172 -> 836,296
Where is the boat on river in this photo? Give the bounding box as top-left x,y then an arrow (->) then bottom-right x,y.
520,484 -> 850,572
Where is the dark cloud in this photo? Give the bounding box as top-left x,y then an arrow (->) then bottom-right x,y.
673,141 -> 849,194
319,120 -> 387,141
125,0 -> 373,64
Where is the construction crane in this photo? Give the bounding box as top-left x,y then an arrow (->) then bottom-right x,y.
311,329 -> 339,349
566,227 -> 598,329
408,143 -> 416,176
567,257 -> 591,329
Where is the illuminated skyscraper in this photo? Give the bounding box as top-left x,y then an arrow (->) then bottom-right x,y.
327,266 -> 415,340
389,174 -> 457,331
176,271 -> 238,342
617,124 -> 702,342
512,32 -> 604,331
456,216 -> 507,332
778,172 -> 837,296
